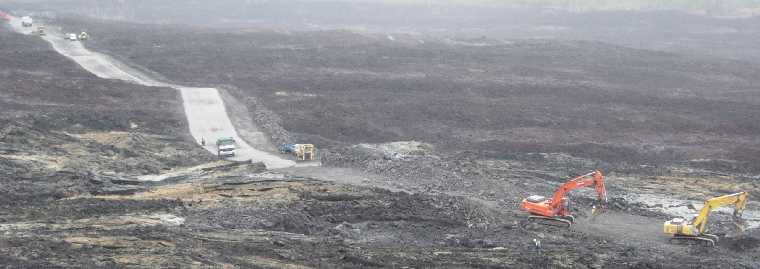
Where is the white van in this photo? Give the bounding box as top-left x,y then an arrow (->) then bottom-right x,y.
216,137 -> 237,157
21,16 -> 33,27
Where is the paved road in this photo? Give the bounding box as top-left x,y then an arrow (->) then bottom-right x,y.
6,17 -> 295,169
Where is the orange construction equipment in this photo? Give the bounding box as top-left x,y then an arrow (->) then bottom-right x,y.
0,11 -> 10,21
520,170 -> 607,228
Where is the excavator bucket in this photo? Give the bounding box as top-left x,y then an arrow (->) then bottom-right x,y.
723,217 -> 748,239
733,216 -> 748,232
589,205 -> 607,221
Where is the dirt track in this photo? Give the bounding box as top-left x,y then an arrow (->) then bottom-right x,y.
7,16 -> 295,169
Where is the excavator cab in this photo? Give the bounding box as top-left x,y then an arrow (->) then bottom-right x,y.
525,195 -> 546,203
663,217 -> 688,234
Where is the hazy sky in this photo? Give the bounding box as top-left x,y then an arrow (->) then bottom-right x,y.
303,0 -> 760,10
5,0 -> 760,10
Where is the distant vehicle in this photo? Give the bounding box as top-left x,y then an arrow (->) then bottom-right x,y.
216,137 -> 237,158
66,33 -> 78,41
279,143 -> 315,161
294,144 -> 315,161
21,16 -> 33,27
278,143 -> 296,154
78,31 -> 89,41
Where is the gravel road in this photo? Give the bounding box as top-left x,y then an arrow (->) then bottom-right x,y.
7,16 -> 295,169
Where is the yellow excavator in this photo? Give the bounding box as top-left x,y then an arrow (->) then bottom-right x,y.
663,191 -> 749,247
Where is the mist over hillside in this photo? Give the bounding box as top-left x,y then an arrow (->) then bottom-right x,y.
4,0 -> 760,25
5,0 -> 760,63
13,0 -> 759,10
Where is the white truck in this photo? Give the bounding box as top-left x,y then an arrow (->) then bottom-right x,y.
21,16 -> 33,27
66,33 -> 78,41
216,137 -> 237,158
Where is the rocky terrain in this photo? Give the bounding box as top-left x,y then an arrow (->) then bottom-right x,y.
57,17 -> 760,174
0,23 -> 214,198
1,8 -> 760,269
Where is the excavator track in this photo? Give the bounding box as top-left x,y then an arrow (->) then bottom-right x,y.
669,234 -> 718,247
521,215 -> 573,229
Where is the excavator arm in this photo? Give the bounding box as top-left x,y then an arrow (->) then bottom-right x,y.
692,192 -> 749,235
549,170 -> 607,210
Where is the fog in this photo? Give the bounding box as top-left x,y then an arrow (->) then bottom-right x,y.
5,0 -> 760,63
5,0 -> 760,25
8,0 -> 760,10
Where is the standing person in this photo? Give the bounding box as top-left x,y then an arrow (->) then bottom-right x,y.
533,238 -> 542,255
201,137 -> 206,146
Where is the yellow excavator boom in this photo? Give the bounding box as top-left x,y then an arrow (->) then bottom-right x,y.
692,192 -> 748,234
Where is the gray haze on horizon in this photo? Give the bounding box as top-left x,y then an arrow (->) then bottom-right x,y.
4,0 -> 760,12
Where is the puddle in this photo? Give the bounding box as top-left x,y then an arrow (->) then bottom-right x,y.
626,193 -> 760,229
155,213 -> 185,226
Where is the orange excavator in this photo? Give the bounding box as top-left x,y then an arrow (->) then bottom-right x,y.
520,170 -> 607,228
0,10 -> 10,21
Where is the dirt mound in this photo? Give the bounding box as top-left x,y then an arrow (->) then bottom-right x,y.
0,118 -> 210,205
180,180 -> 506,237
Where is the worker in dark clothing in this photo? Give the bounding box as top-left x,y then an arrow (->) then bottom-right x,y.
201,137 -> 206,146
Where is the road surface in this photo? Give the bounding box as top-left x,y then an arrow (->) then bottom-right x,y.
6,17 -> 296,169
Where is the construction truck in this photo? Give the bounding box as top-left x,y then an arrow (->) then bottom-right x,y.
36,26 -> 45,36
78,32 -> 89,41
216,137 -> 237,158
295,144 -> 315,161
21,16 -> 33,27
66,33 -> 78,41
520,170 -> 607,228
279,143 -> 296,154
279,143 -> 316,161
664,192 -> 749,247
